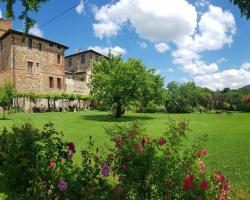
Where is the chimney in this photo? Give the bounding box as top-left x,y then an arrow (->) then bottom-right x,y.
76,48 -> 82,53
0,18 -> 12,37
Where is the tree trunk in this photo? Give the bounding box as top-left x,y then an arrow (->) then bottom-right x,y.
115,104 -> 122,118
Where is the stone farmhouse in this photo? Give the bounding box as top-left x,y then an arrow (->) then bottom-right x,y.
0,19 -> 106,110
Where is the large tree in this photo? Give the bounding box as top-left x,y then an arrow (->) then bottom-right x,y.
89,54 -> 164,117
0,84 -> 14,119
1,0 -> 49,33
230,0 -> 250,19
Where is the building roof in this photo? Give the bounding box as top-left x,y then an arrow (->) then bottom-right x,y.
65,49 -> 108,59
0,29 -> 69,49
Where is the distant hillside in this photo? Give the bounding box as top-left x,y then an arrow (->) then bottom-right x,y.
236,85 -> 250,94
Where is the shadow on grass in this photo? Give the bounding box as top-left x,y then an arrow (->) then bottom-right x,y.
80,114 -> 155,122
0,118 -> 11,121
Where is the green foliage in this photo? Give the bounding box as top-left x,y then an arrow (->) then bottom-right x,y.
0,0 -> 49,34
0,120 -> 245,199
89,54 -> 164,117
0,84 -> 14,119
229,0 -> 250,19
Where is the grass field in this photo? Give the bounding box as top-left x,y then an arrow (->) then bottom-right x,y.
0,110 -> 250,196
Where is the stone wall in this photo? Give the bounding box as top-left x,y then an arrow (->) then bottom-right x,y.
0,19 -> 12,37
0,32 -> 66,93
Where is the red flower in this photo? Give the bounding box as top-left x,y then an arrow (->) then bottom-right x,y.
134,143 -> 142,152
141,137 -> 148,145
49,161 -> 56,168
214,172 -> 225,182
68,142 -> 75,149
203,149 -> 208,155
198,149 -> 203,157
199,161 -> 206,171
200,180 -> 208,191
197,196 -> 203,200
129,130 -> 137,137
114,136 -> 122,148
183,174 -> 194,192
159,137 -> 166,145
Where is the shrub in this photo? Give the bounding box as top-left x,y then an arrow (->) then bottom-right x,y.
0,121 -> 247,200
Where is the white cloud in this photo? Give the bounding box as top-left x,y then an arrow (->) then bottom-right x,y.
0,10 -> 2,18
154,43 -> 170,53
139,41 -> 148,49
76,0 -> 85,15
88,45 -> 126,56
93,0 -> 197,41
240,63 -> 250,70
29,24 -> 43,37
194,66 -> 250,90
173,5 -> 236,75
195,0 -> 210,8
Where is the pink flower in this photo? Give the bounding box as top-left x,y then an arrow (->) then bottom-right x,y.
114,136 -> 122,148
134,143 -> 142,152
101,165 -> 110,177
200,180 -> 208,191
159,137 -> 166,145
183,174 -> 194,192
129,130 -> 137,137
141,138 -> 148,145
57,180 -> 68,192
214,172 -> 225,182
199,161 -> 206,171
198,149 -> 203,157
67,150 -> 74,158
197,196 -> 203,200
49,161 -> 56,169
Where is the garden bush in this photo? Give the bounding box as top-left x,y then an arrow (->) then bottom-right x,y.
0,121 -> 247,199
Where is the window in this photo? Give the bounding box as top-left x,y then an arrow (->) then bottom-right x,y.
95,55 -> 99,61
28,38 -> 32,49
57,55 -> 61,64
49,77 -> 54,88
49,43 -> 54,47
68,58 -> 72,66
57,78 -> 62,89
0,42 -> 3,51
27,61 -> 33,73
36,63 -> 39,74
81,54 -> 86,64
38,43 -> 42,51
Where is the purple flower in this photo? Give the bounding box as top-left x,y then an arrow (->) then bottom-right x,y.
57,180 -> 68,192
67,150 -> 74,158
101,165 -> 110,177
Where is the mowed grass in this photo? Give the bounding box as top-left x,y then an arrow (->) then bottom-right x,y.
0,111 -> 250,195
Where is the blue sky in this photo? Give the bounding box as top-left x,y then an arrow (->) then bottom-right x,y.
1,0 -> 250,90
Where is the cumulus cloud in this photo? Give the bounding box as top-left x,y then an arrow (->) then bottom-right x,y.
154,43 -> 170,53
88,45 -> 126,56
173,5 -> 236,75
76,0 -> 85,15
93,0 -> 197,41
194,67 -> 250,90
29,24 -> 43,37
240,63 -> 250,70
0,10 -> 2,18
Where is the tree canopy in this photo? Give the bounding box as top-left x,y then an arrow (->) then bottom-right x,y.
89,54 -> 165,117
0,84 -> 14,119
230,0 -> 250,19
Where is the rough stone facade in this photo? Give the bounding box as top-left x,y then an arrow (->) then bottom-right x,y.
64,50 -> 106,95
0,29 -> 68,94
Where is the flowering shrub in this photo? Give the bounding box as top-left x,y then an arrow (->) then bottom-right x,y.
0,120 -> 247,200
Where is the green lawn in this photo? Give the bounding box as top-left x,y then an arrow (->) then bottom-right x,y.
0,111 -> 250,195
